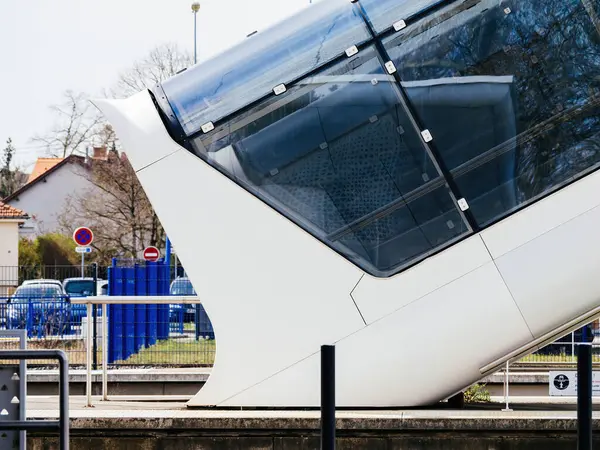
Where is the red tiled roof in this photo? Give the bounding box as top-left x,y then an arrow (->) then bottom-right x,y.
28,158 -> 64,183
4,155 -> 86,203
0,201 -> 28,220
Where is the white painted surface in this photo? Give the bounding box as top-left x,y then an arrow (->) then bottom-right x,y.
353,235 -> 492,324
6,161 -> 93,237
481,169 -> 600,259
495,203 -> 600,338
225,262 -> 533,407
0,221 -> 21,290
92,93 -> 180,172
94,92 -> 366,407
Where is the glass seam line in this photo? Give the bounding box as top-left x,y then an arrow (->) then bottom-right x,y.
353,0 -> 479,233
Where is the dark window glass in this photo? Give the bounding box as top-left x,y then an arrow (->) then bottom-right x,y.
359,0 -> 447,33
63,280 -> 95,296
161,0 -> 371,136
385,0 -> 600,226
193,46 -> 470,276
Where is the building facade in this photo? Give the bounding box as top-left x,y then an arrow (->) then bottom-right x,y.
4,151 -> 106,238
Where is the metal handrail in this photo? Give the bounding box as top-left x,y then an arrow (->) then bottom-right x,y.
480,303 -> 600,374
0,350 -> 69,450
71,295 -> 201,305
69,296 -> 202,406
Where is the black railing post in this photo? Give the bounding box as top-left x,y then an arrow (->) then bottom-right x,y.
92,263 -> 98,371
0,350 -> 69,450
321,345 -> 335,450
578,342 -> 593,450
57,350 -> 69,450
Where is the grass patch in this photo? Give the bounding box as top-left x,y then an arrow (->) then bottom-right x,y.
115,339 -> 216,366
0,336 -> 215,366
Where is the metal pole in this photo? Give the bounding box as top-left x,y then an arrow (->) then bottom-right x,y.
92,263 -> 98,371
57,350 -> 70,450
102,303 -> 108,401
86,302 -> 93,407
165,238 -> 172,275
81,252 -> 84,278
194,11 -> 198,64
502,361 -> 512,411
578,343 -> 592,450
321,345 -> 335,450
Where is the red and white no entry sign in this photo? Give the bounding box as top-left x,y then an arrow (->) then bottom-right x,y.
143,246 -> 161,262
73,227 -> 93,246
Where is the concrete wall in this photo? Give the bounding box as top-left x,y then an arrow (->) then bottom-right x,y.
27,432 -> 600,449
0,221 -> 21,294
7,162 -> 94,237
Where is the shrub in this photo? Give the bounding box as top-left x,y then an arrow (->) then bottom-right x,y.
464,383 -> 491,403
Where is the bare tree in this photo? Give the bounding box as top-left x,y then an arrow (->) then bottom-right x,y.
112,42 -> 193,98
31,91 -> 103,158
59,150 -> 165,264
56,43 -> 191,262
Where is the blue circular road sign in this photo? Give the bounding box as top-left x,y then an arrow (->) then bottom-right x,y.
73,227 -> 94,246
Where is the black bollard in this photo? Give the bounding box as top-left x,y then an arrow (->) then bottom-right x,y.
321,345 -> 335,450
577,343 -> 592,450
92,263 -> 98,371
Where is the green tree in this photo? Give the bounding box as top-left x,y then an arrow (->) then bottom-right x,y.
36,233 -> 79,266
18,233 -> 79,267
18,237 -> 41,267
0,138 -> 17,198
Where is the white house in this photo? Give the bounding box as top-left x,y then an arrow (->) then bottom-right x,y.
0,201 -> 28,294
4,150 -> 106,238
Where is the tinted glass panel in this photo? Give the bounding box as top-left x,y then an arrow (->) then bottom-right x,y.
359,0 -> 446,33
193,46 -> 469,276
385,0 -> 600,226
161,0 -> 371,136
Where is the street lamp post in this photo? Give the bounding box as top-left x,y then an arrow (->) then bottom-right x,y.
192,2 -> 201,64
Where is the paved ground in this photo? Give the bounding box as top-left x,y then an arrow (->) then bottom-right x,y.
25,396 -> 600,419
28,367 -> 211,382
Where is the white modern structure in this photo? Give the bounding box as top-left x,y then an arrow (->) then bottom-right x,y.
94,0 -> 600,407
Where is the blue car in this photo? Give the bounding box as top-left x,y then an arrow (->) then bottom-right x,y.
62,278 -> 104,324
170,277 -> 214,339
8,284 -> 71,337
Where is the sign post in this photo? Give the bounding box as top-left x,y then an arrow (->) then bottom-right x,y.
73,227 -> 94,277
143,246 -> 161,263
73,226 -> 94,408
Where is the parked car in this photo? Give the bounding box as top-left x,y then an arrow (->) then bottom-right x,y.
8,284 -> 70,337
169,277 -> 214,339
62,278 -> 105,323
21,279 -> 65,293
62,278 -> 98,296
169,277 -> 196,322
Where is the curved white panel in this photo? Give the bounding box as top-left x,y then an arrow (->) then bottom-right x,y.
352,235 -> 492,324
93,93 -> 180,172
93,92 -> 366,407
495,203 -> 600,337
224,262 -> 533,407
96,90 -> 600,407
481,170 -> 600,259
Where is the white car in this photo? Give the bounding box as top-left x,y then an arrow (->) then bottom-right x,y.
21,279 -> 66,294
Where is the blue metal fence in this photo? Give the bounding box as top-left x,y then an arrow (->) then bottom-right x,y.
0,296 -> 73,339
107,259 -> 171,364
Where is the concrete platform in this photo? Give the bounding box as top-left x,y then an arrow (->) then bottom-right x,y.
24,397 -> 600,449
26,367 -> 210,396
24,367 -> 559,398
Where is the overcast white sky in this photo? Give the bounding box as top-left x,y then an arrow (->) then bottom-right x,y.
0,0 -> 313,171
